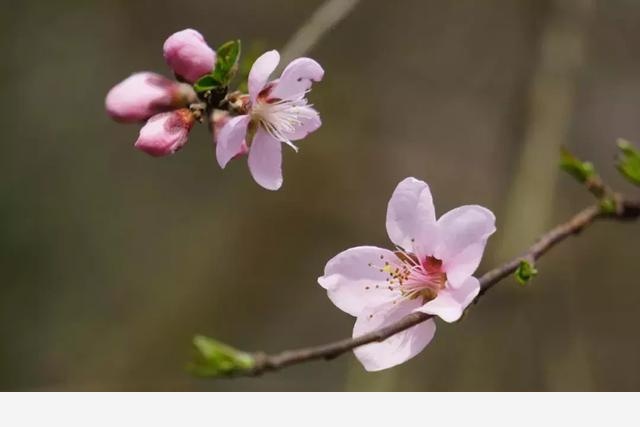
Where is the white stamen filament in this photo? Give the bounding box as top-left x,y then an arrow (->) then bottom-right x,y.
251,92 -> 315,152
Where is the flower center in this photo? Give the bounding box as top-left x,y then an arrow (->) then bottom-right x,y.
370,250 -> 447,303
250,87 -> 315,151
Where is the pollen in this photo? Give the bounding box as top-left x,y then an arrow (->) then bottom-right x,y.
368,249 -> 447,303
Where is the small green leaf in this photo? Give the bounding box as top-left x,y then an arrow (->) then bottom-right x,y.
193,75 -> 218,93
616,139 -> 640,186
188,335 -> 254,378
191,40 -> 242,93
515,259 -> 538,285
212,40 -> 241,86
560,147 -> 596,183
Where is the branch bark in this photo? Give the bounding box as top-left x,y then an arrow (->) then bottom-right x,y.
244,197 -> 640,376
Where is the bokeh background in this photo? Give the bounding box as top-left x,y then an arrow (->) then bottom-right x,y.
1,0 -> 639,391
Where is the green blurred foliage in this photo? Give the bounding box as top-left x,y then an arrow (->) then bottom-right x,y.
616,139 -> 640,186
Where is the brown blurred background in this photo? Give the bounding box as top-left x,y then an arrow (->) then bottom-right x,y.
1,0 -> 639,391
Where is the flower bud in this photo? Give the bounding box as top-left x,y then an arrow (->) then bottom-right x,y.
134,109 -> 195,157
106,72 -> 197,122
163,29 -> 216,83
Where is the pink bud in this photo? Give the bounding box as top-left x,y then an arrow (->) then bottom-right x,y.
134,109 -> 195,157
106,72 -> 197,122
163,29 -> 216,83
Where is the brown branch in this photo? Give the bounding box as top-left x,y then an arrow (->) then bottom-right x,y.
242,196 -> 640,376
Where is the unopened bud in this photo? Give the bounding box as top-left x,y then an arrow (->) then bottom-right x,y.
163,29 -> 216,83
134,109 -> 195,157
106,72 -> 197,122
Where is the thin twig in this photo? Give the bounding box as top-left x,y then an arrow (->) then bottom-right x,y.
243,197 -> 640,376
279,0 -> 361,66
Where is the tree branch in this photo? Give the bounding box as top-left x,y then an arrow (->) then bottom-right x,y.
241,196 -> 640,376
279,0 -> 361,66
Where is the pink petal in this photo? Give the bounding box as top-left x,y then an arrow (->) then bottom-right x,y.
248,128 -> 283,190
216,115 -> 250,168
163,28 -> 216,83
270,57 -> 324,100
134,109 -> 194,157
353,299 -> 436,372
248,50 -> 280,102
445,242 -> 487,287
385,177 -> 437,253
415,276 -> 480,323
286,106 -> 321,141
318,246 -> 401,317
434,205 -> 495,286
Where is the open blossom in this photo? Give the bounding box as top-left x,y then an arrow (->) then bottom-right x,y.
216,50 -> 323,190
163,29 -> 216,83
318,177 -> 496,371
105,72 -> 197,123
134,109 -> 195,157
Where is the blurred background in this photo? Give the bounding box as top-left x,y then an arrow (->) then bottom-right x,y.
1,0 -> 639,391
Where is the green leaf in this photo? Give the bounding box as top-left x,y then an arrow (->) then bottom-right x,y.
193,75 -> 218,93
212,40 -> 241,86
515,259 -> 538,285
187,335 -> 254,378
560,147 -> 596,183
616,139 -> 640,186
191,40 -> 242,93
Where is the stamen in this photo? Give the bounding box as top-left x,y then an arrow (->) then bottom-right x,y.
368,251 -> 447,303
251,94 -> 316,151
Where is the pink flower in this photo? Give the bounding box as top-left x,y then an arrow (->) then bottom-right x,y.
105,72 -> 196,123
134,108 -> 195,157
163,29 -> 216,83
216,50 -> 323,190
318,177 -> 496,371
